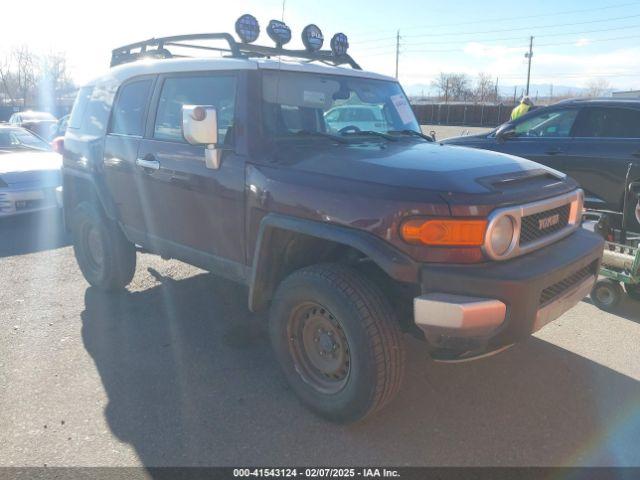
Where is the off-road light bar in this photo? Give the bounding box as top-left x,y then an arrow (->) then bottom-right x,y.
330,33 -> 349,56
302,24 -> 324,52
111,16 -> 361,70
267,19 -> 292,47
235,14 -> 260,43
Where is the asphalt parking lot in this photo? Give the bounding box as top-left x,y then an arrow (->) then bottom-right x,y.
1,212 -> 640,468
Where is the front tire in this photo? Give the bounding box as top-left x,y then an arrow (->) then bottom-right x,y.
71,202 -> 136,291
269,263 -> 405,423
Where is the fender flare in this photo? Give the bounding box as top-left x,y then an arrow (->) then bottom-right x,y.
63,167 -> 119,221
248,213 -> 419,312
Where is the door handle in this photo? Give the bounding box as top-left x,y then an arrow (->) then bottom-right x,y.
136,157 -> 160,171
631,151 -> 640,158
545,148 -> 563,155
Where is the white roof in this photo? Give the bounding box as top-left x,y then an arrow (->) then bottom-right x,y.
87,56 -> 395,86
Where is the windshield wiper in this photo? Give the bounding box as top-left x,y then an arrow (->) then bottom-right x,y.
387,130 -> 434,142
340,130 -> 398,141
294,130 -> 349,144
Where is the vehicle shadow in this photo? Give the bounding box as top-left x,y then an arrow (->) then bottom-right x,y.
583,296 -> 640,324
0,210 -> 69,258
81,272 -> 640,469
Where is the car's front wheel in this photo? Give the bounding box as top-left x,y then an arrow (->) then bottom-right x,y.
71,201 -> 136,291
269,263 -> 405,423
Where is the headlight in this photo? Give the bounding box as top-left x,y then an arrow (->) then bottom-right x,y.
489,215 -> 515,256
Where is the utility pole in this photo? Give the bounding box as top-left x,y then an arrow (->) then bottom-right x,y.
395,30 -> 400,79
525,36 -> 534,96
495,77 -> 499,102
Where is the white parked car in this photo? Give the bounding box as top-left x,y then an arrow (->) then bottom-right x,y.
324,105 -> 389,133
0,126 -> 62,217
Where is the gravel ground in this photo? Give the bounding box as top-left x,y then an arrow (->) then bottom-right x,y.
1,212 -> 640,468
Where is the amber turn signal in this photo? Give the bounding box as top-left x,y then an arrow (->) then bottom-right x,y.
400,218 -> 487,246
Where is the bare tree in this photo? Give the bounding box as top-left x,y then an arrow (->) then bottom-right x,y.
12,46 -> 37,107
431,73 -> 452,103
0,48 -> 75,110
585,78 -> 611,98
431,73 -> 472,102
0,56 -> 17,105
39,52 -> 75,104
474,73 -> 496,103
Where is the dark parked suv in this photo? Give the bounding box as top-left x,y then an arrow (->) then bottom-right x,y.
61,23 -> 603,423
443,99 -> 640,233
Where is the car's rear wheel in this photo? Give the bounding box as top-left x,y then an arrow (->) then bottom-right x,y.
72,201 -> 136,291
269,263 -> 405,423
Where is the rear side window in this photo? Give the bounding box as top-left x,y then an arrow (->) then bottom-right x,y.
153,75 -> 237,143
574,107 -> 640,138
69,84 -> 114,136
69,87 -> 92,130
110,79 -> 153,136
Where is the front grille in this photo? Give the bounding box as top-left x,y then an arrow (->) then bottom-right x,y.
520,203 -> 571,246
539,262 -> 597,307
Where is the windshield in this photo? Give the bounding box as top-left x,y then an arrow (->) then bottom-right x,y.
261,70 -> 420,139
0,128 -> 51,151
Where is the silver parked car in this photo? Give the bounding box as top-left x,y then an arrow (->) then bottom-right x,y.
0,126 -> 62,217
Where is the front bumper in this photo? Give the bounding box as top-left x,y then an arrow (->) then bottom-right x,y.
0,186 -> 60,217
415,228 -> 604,360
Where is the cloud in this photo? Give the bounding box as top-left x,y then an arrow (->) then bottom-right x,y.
383,41 -> 640,90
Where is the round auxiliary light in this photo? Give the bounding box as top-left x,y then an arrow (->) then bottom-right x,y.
302,24 -> 324,52
330,33 -> 349,56
267,19 -> 292,48
489,216 -> 515,256
235,14 -> 260,43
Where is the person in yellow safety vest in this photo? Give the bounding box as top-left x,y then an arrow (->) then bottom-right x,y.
511,96 -> 533,121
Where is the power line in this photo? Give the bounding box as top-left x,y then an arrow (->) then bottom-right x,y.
351,11 -> 640,46
349,1 -> 638,40
352,24 -> 640,54
392,31 -> 640,54
402,13 -> 640,39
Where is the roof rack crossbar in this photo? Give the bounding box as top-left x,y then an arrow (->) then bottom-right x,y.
110,32 -> 361,70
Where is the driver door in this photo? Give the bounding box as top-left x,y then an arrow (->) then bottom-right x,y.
492,107 -> 579,172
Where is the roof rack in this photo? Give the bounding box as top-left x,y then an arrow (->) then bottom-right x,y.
110,33 -> 361,70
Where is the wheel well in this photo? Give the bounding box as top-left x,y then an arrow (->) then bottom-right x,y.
62,174 -> 103,228
249,229 -> 418,330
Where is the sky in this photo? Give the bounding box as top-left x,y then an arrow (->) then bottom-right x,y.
2,0 -> 640,94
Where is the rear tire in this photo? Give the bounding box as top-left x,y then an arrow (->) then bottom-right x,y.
590,279 -> 622,311
269,263 -> 405,424
71,201 -> 136,291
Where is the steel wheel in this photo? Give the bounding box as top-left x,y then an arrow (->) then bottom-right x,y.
287,302 -> 351,395
84,225 -> 105,272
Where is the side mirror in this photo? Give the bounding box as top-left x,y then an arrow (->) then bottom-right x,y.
629,181 -> 640,198
182,105 -> 220,169
496,125 -> 516,142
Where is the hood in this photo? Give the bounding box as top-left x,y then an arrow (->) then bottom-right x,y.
275,141 -> 564,195
0,150 -> 62,186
